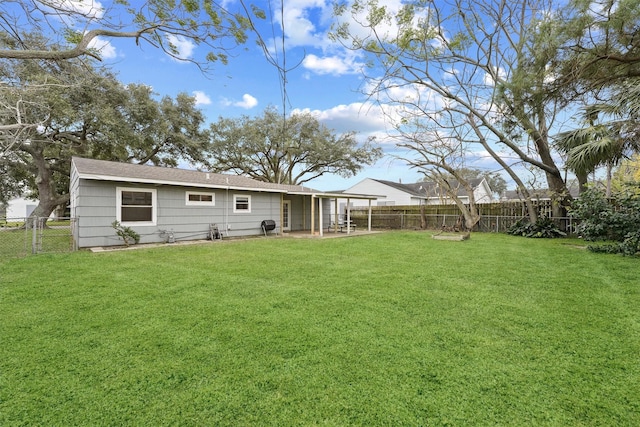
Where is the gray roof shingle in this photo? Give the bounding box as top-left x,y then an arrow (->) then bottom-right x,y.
72,157 -> 319,194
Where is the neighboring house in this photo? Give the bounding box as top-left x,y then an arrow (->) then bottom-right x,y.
500,183 -> 580,202
70,157 -> 375,248
334,177 -> 494,209
1,197 -> 38,220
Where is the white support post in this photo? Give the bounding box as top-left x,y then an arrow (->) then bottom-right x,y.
319,197 -> 324,237
310,195 -> 315,236
346,198 -> 351,235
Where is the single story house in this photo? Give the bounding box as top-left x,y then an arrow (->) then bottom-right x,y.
332,177 -> 493,211
70,157 -> 376,248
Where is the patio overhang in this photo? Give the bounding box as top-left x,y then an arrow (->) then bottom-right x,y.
307,192 -> 378,237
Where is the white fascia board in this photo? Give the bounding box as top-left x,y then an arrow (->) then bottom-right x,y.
310,192 -> 379,200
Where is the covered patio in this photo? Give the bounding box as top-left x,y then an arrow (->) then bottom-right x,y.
305,192 -> 378,237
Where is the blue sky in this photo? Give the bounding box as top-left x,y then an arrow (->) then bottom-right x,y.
84,0 -> 426,191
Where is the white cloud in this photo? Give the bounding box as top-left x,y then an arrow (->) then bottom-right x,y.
47,0 -> 104,19
276,0 -> 331,48
192,91 -> 212,106
292,102 -> 392,138
87,36 -> 117,59
166,34 -> 196,60
221,94 -> 258,109
236,94 -> 258,109
302,54 -> 354,75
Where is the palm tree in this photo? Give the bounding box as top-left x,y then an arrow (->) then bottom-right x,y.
555,81 -> 640,196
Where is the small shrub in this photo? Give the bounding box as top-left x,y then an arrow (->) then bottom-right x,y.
506,217 -> 566,238
111,221 -> 140,246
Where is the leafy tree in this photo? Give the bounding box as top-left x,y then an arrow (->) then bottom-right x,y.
555,81 -> 640,196
548,1 -> 640,197
0,0 -> 256,67
613,154 -> 640,189
207,106 -> 382,185
400,127 -> 483,230
332,0 -> 573,223
1,52 -> 210,222
549,0 -> 640,101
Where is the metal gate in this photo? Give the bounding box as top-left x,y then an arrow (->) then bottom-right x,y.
0,217 -> 76,259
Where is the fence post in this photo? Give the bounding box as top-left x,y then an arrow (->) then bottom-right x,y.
31,217 -> 37,254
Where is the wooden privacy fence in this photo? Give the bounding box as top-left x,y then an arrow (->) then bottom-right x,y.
346,200 -> 576,233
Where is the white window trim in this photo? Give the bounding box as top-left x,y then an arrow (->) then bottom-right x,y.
185,191 -> 215,206
116,187 -> 157,226
233,194 -> 251,213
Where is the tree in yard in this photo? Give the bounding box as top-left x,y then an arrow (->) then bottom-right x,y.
547,1 -> 640,196
0,50 -> 210,223
207,106 -> 382,185
548,0 -> 640,102
555,82 -> 640,197
613,154 -> 640,190
332,0 -> 579,224
0,0 -> 256,68
393,111 -> 484,230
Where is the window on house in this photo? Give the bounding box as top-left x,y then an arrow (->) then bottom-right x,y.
186,191 -> 215,206
117,187 -> 156,225
234,195 -> 251,213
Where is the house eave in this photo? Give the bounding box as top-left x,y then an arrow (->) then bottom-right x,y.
77,172 -> 289,194
310,192 -> 379,200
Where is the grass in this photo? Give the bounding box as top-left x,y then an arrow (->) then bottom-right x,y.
1,232 -> 639,425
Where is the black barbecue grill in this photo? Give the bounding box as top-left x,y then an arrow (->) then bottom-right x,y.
261,220 -> 277,236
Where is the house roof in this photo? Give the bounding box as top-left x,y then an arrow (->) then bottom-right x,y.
370,178 -> 486,199
71,157 -> 378,199
369,179 -> 427,198
501,183 -> 580,201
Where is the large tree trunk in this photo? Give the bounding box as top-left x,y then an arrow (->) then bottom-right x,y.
546,171 -> 572,219
576,171 -> 589,194
460,204 -> 481,230
447,181 -> 481,230
605,163 -> 613,198
24,148 -> 70,228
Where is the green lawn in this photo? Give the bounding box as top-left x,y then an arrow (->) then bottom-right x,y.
1,232 -> 639,425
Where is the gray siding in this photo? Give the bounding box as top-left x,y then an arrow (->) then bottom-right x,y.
286,195 -> 308,231
75,179 -> 283,248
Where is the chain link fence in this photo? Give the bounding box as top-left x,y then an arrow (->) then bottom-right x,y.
1,217 -> 77,260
